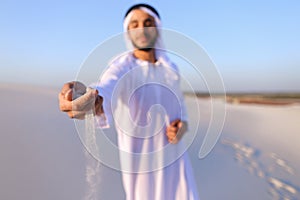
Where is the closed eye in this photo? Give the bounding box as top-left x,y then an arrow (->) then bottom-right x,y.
144,18 -> 155,27
128,20 -> 138,29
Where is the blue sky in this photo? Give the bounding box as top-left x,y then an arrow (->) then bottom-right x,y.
1,0 -> 299,92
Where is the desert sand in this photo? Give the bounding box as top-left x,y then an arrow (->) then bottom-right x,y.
1,83 -> 299,199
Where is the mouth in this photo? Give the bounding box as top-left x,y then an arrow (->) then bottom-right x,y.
136,36 -> 149,43
131,33 -> 156,49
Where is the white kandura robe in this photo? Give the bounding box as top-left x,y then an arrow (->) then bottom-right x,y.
94,53 -> 199,200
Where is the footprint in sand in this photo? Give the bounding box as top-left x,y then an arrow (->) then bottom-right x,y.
221,139 -> 299,200
270,153 -> 295,175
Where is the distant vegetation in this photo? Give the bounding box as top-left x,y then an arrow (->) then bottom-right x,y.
184,92 -> 300,105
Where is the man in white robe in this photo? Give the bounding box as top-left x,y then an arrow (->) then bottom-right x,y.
59,4 -> 199,200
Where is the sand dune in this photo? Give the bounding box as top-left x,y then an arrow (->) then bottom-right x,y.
1,83 -> 299,199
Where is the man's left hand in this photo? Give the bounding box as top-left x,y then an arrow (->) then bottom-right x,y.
166,119 -> 188,144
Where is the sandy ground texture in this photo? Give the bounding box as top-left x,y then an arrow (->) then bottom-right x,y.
1,83 -> 299,200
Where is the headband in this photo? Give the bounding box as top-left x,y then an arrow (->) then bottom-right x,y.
123,6 -> 161,31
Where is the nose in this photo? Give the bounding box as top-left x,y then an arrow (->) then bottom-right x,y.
134,26 -> 147,36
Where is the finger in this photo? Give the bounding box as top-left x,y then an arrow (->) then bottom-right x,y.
177,121 -> 183,129
59,81 -> 88,112
60,82 -> 74,95
167,125 -> 178,132
59,82 -> 78,111
69,100 -> 98,118
178,121 -> 187,135
58,92 -> 73,111
77,99 -> 97,112
168,136 -> 178,144
60,81 -> 86,98
67,110 -> 86,119
170,119 -> 181,126
72,89 -> 97,111
167,130 -> 180,144
172,138 -> 179,144
64,89 -> 73,101
168,136 -> 175,144
166,130 -> 176,137
59,90 -> 91,112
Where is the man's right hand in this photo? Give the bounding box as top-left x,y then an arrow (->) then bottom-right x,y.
58,81 -> 103,119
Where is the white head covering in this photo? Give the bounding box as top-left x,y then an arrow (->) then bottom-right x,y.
122,5 -> 172,66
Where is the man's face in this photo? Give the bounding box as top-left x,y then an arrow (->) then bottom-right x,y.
127,9 -> 158,50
